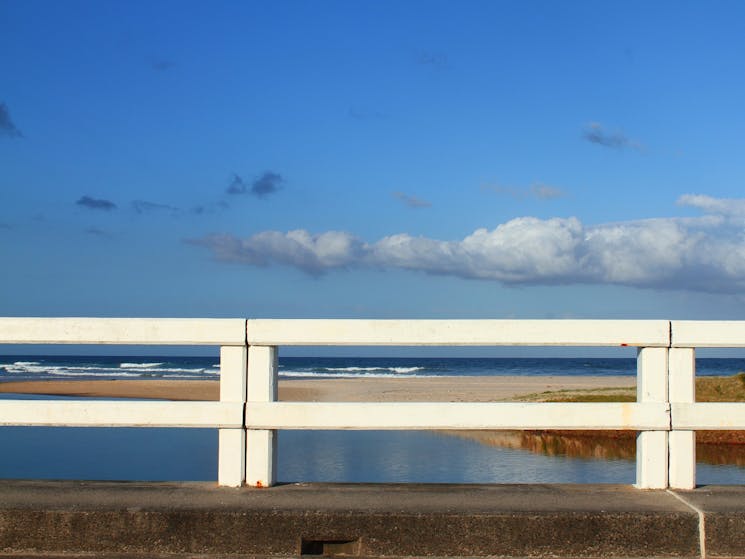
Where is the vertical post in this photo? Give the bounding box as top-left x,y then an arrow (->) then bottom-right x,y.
635,346 -> 669,489
218,345 -> 247,487
669,347 -> 696,489
246,345 -> 278,487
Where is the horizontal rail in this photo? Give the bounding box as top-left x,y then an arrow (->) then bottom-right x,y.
0,401 -> 243,428
672,403 -> 745,430
246,319 -> 671,347
245,402 -> 670,430
0,318 -> 247,345
671,320 -> 745,347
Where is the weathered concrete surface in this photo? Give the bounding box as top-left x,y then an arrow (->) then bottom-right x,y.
674,485 -> 745,558
0,480 -> 731,558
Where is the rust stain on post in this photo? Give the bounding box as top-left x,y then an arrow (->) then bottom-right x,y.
620,403 -> 633,428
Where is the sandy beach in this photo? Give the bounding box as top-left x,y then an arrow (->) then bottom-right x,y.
0,375 -> 635,402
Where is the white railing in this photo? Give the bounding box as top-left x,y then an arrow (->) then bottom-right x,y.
668,321 -> 745,489
0,318 -> 743,489
0,318 -> 249,486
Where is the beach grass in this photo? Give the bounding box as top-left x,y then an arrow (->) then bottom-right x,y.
513,373 -> 745,446
516,387 -> 636,402
695,372 -> 745,402
515,372 -> 745,403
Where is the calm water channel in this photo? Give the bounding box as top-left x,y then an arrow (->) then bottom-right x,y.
1,425 -> 743,485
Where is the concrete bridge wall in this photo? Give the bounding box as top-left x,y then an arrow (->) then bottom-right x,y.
0,481 -> 743,558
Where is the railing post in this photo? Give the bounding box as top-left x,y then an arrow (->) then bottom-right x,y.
218,345 -> 247,487
669,347 -> 696,489
246,345 -> 278,487
635,346 -> 669,489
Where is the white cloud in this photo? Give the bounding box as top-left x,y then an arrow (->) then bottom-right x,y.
482,182 -> 566,200
188,195 -> 745,293
462,217 -> 582,281
677,193 -> 745,219
582,219 -> 693,284
531,183 -> 566,200
371,234 -> 462,274
583,122 -> 643,152
392,192 -> 432,208
188,230 -> 364,275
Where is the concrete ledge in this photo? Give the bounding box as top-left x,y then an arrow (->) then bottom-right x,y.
673,486 -> 745,558
0,480 -> 737,558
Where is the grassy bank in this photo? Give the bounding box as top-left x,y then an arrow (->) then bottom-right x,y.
515,373 -> 745,446
517,372 -> 745,403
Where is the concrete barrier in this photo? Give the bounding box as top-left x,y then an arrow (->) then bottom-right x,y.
4,480 -> 744,558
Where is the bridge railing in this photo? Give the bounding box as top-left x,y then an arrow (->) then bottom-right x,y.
668,321 -> 745,489
0,318 -> 743,489
0,318 -> 249,487
242,319 -> 674,488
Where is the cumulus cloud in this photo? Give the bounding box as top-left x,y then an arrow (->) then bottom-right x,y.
226,174 -> 248,195
677,193 -> 745,219
393,192 -> 431,208
227,172 -> 283,197
187,230 -> 364,275
583,122 -> 642,151
85,227 -> 113,238
77,196 -> 117,211
0,103 -> 22,138
132,200 -> 179,215
150,59 -> 175,72
187,195 -> 745,294
192,201 -> 230,215
483,183 -> 566,200
531,183 -> 566,200
417,51 -> 448,68
252,172 -> 283,197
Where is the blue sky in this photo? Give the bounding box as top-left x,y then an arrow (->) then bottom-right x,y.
2,0 -> 745,323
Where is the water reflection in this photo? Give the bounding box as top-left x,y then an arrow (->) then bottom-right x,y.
277,430 -> 745,485
697,432 -> 745,467
448,430 -> 745,466
449,430 -> 635,460
278,430 -> 635,484
0,426 -> 217,481
0,425 -> 741,484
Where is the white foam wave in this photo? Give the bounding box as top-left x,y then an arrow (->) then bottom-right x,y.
48,371 -> 212,379
323,367 -> 384,372
0,362 -> 218,378
118,366 -> 211,374
161,374 -> 216,379
1,363 -> 58,374
279,370 -> 436,379
319,366 -> 425,374
48,371 -> 143,378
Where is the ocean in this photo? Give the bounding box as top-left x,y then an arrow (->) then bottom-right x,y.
3,354 -> 745,382
1,355 -> 744,485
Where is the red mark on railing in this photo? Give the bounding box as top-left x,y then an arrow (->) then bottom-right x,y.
620,343 -> 628,347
